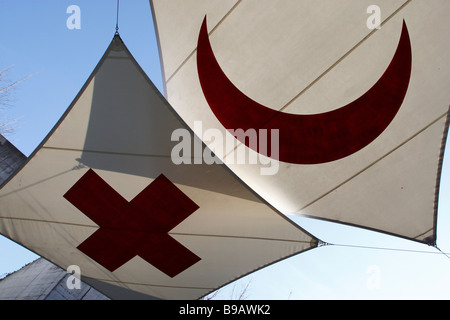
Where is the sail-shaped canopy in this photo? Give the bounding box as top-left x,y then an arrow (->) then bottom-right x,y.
0,35 -> 317,300
150,0 -> 450,244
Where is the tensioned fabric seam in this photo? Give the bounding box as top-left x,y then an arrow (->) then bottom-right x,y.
297,111 -> 448,214
0,216 -> 312,244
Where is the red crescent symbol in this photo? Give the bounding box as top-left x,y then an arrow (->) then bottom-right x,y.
197,17 -> 412,164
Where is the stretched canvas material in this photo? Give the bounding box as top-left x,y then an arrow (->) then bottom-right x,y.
150,0 -> 450,244
0,36 -> 317,300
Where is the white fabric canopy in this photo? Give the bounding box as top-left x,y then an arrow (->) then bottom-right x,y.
150,0 -> 450,244
0,36 -> 317,300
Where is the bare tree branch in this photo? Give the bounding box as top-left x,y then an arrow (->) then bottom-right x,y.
201,278 -> 253,300
0,65 -> 30,136
235,278 -> 252,300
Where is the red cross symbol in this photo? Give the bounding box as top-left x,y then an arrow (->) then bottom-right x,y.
64,169 -> 201,278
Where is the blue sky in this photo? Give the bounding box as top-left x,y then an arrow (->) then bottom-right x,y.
1,0 -> 450,299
